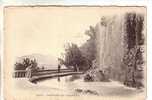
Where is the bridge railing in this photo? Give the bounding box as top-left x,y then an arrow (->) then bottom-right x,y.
33,70 -> 73,76
30,71 -> 83,82
13,69 -> 75,78
36,69 -> 74,72
13,70 -> 27,78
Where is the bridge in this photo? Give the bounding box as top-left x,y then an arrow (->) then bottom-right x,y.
13,69 -> 84,82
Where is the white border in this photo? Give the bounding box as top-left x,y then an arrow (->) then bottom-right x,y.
0,0 -> 150,100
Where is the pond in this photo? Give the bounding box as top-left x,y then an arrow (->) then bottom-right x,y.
35,75 -> 141,96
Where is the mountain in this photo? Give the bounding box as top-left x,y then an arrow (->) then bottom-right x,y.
16,53 -> 58,69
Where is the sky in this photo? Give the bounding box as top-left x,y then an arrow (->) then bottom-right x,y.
5,7 -> 104,58
4,6 -> 146,58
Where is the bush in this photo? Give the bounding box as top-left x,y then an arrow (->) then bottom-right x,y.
84,67 -> 110,82
84,74 -> 94,82
14,57 -> 38,71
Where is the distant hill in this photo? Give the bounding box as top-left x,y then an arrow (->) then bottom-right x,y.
16,54 -> 59,69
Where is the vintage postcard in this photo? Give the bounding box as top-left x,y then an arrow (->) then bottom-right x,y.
4,6 -> 146,100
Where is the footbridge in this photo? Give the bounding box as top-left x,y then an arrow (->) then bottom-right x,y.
14,69 -> 84,82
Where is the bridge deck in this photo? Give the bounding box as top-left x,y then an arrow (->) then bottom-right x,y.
33,70 -> 74,76
29,71 -> 83,82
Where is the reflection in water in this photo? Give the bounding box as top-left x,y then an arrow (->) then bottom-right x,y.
37,75 -> 79,90
57,77 -> 60,82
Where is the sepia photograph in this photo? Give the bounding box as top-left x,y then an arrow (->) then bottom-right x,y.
4,6 -> 146,100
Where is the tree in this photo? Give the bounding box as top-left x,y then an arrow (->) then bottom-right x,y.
15,58 -> 31,70
123,13 -> 144,88
15,62 -> 25,70
60,43 -> 90,71
80,26 -> 97,67
14,57 -> 38,71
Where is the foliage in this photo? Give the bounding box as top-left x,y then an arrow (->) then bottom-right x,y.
124,13 -> 144,49
15,57 -> 38,71
84,74 -> 94,82
60,25 -> 98,72
59,43 -> 90,71
84,60 -> 110,82
123,13 -> 144,88
80,26 -> 97,67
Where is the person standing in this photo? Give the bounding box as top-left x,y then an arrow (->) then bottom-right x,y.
58,64 -> 61,73
57,64 -> 61,82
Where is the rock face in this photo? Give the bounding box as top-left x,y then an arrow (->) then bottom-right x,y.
95,16 -> 125,80
93,13 -> 145,88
